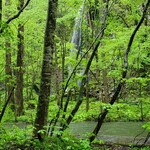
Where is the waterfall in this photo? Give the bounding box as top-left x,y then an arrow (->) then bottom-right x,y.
68,4 -> 85,87
70,5 -> 84,59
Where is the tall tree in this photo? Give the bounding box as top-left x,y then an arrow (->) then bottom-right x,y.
33,0 -> 58,139
5,0 -> 15,110
15,0 -> 24,116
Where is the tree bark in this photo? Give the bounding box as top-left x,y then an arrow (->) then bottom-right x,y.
102,68 -> 109,103
33,0 -> 58,139
5,43 -> 15,107
5,0 -> 15,110
15,0 -> 24,116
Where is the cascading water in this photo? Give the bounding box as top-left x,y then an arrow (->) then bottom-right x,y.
70,5 -> 84,59
68,4 -> 85,87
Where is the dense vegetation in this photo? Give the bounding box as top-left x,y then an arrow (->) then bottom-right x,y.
0,0 -> 150,149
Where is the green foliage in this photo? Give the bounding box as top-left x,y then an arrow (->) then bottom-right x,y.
47,135 -> 92,150
0,122 -> 93,150
0,107 -> 15,122
0,123 -> 33,150
69,98 -> 150,122
142,122 -> 150,132
0,0 -> 150,148
0,98 -> 150,149
132,147 -> 150,150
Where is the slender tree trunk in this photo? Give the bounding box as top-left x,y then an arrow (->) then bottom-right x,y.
33,0 -> 58,139
60,40 -> 65,106
54,47 -> 60,105
5,43 -> 15,106
86,74 -> 89,112
102,68 -> 109,103
5,0 -> 15,110
15,0 -> 24,116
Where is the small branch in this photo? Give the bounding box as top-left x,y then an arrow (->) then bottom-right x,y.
143,132 -> 150,145
0,0 -> 31,33
118,14 -> 129,28
124,0 -> 150,71
0,86 -> 15,123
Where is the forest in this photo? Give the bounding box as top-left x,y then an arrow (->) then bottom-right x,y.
0,0 -> 150,149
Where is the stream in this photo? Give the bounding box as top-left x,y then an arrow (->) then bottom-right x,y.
69,121 -> 150,145
3,121 -> 150,146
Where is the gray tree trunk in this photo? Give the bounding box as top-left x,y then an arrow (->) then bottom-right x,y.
15,0 -> 24,116
33,0 -> 58,140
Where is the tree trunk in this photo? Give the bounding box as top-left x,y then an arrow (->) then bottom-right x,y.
5,43 -> 15,107
5,0 -> 15,111
33,0 -> 57,139
60,40 -> 65,106
15,0 -> 24,116
54,46 -> 60,106
102,68 -> 109,103
86,74 -> 89,112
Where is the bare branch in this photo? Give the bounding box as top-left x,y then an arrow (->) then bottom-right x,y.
0,0 -> 31,33
0,86 -> 15,123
